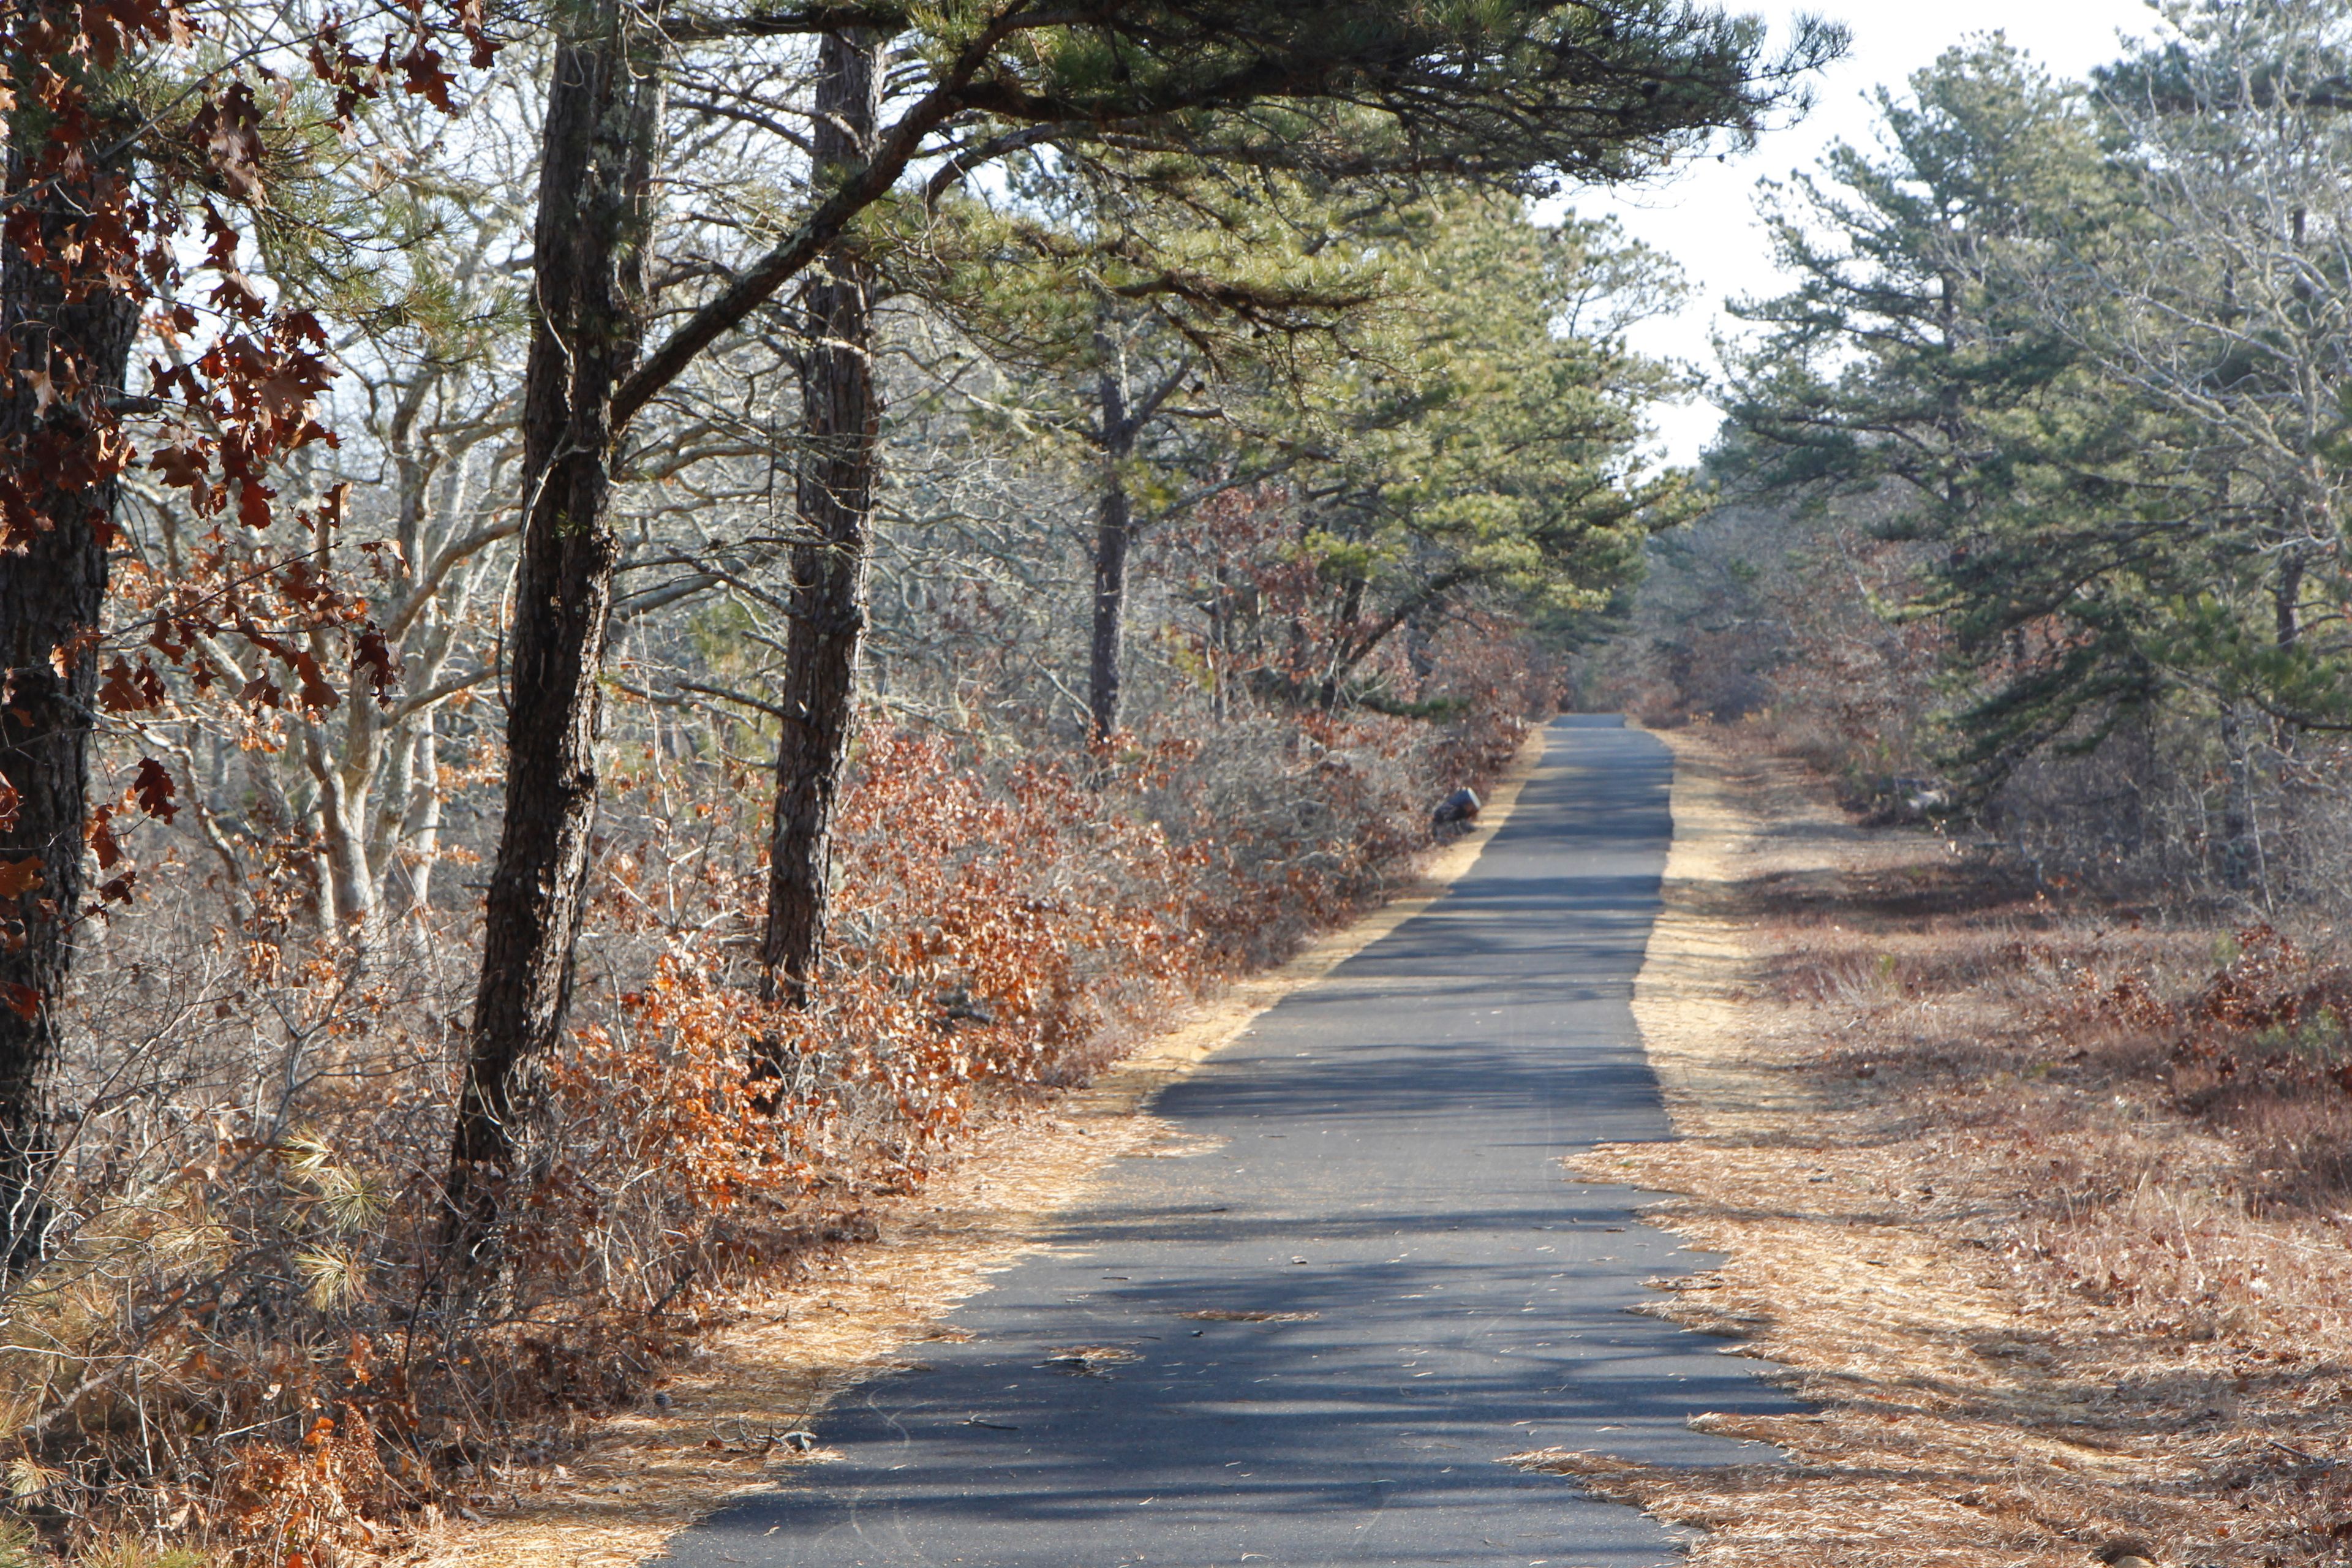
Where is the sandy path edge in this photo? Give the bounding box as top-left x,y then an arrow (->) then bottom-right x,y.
1514,726 -> 2322,1568
404,728 -> 1551,1568
1626,723 -> 1842,1140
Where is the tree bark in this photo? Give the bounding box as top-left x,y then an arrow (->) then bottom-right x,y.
1087,337 -> 1135,745
0,143 -> 140,1273
2272,546 -> 2305,761
306,717 -> 381,959
2217,698 -> 2259,894
755,28 -> 882,1013
2274,547 -> 2304,649
389,718 -> 444,925
444,7 -> 662,1256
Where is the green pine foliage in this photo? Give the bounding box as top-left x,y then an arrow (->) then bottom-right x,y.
1718,17 -> 2352,816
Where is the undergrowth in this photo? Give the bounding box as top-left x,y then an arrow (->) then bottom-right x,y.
0,675 -> 1535,1564
1548,727 -> 2352,1568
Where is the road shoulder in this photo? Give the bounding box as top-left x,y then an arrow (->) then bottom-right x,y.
1520,723 -> 2352,1568
405,731 -> 1551,1568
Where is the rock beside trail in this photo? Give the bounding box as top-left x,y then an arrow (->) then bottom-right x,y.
1432,786 -> 1481,828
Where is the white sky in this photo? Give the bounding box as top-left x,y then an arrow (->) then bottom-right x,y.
1568,1 -> 2169,467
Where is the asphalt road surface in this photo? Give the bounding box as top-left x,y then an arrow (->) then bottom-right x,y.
657,715 -> 1793,1568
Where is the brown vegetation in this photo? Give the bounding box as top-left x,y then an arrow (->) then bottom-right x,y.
1517,725 -> 2352,1568
397,729 -> 1547,1568
3,3 -> 1792,1555
0,670 -> 1540,1564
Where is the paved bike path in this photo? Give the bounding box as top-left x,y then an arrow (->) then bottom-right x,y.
658,715 -> 1792,1567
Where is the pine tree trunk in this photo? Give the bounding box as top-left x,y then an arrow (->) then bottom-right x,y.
0,145 -> 140,1273
755,28 -> 881,1013
1087,342 -> 1134,745
2275,548 -> 2304,648
444,10 -> 662,1256
2274,548 -> 2304,762
2217,699 -> 2258,894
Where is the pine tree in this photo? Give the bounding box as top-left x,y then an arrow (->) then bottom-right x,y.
448,0 -> 1846,1250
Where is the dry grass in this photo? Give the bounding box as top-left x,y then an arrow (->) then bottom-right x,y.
0,696 -> 1542,1566
1520,724 -> 2352,1568
391,732 -> 1551,1568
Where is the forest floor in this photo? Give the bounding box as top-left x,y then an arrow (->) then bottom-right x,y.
1518,724 -> 2352,1568
396,734 -> 1552,1568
